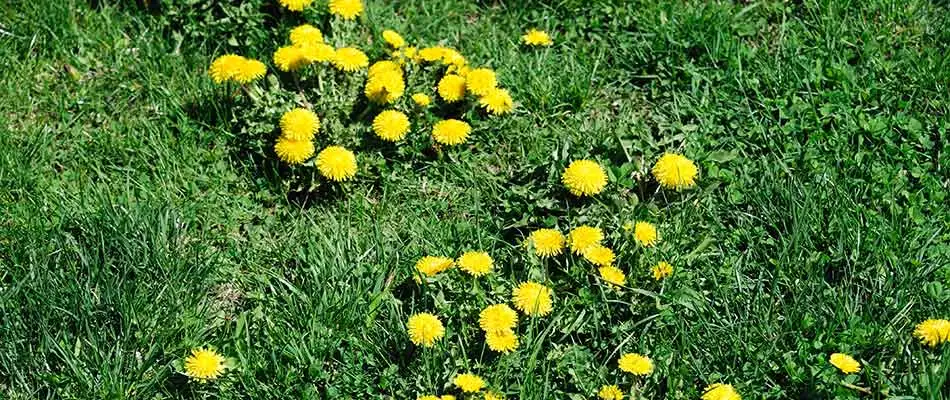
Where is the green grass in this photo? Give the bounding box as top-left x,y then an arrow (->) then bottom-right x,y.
2,0 -> 949,399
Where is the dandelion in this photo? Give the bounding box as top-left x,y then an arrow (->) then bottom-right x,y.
485,329 -> 519,353
278,0 -> 313,11
274,138 -> 315,165
208,54 -> 245,83
597,385 -> 623,400
512,281 -> 553,317
332,47 -> 369,72
382,29 -> 406,48
438,74 -> 467,103
365,70 -> 405,104
454,373 -> 485,393
279,108 -> 319,141
583,245 -> 615,266
368,60 -> 401,78
528,228 -> 564,257
233,58 -> 267,84
479,88 -> 514,115
568,226 -> 603,254
652,261 -> 673,280
415,256 -> 454,277
634,222 -> 658,247
300,43 -> 336,63
316,146 -> 358,181
465,68 -> 497,96
441,48 -> 466,66
273,45 -> 309,72
598,266 -> 626,287
702,383 -> 741,400
914,319 -> 950,347
412,93 -> 432,107
432,119 -> 472,146
652,153 -> 699,190
457,251 -> 493,277
418,46 -> 447,62
406,313 -> 445,347
478,304 -> 518,333
328,0 -> 363,19
562,159 -> 608,196
484,392 -> 504,400
618,353 -> 654,376
522,29 -> 553,46
372,110 -> 410,142
829,353 -> 861,374
418,396 -> 440,400
183,348 -> 226,382
289,24 -> 323,46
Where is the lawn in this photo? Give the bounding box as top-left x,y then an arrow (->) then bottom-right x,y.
1,0 -> 949,399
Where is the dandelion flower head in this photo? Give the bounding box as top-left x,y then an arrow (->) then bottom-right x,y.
652,153 -> 699,190
457,251 -> 493,277
208,54 -> 245,83
702,383 -> 741,400
598,265 -> 626,287
652,261 -> 673,280
316,146 -> 358,181
365,69 -> 405,104
528,228 -> 564,257
279,0 -> 313,11
184,348 -> 226,382
618,353 -> 654,376
568,226 -> 603,254
289,24 -> 323,46
479,88 -> 514,116
597,385 -> 623,400
465,68 -> 497,96
914,319 -> 950,347
382,29 -> 406,48
829,353 -> 861,374
454,373 -> 485,393
485,329 -> 519,353
512,281 -> 553,317
634,222 -> 658,247
333,47 -> 369,72
372,110 -> 410,142
478,304 -> 518,333
438,74 -> 467,103
274,138 -> 315,165
484,392 -> 504,400
432,119 -> 472,146
406,313 -> 445,347
583,245 -> 616,267
522,29 -> 553,46
280,108 -> 319,141
233,58 -> 267,84
328,0 -> 363,19
412,93 -> 432,107
415,256 -> 454,277
562,159 -> 608,196
274,45 -> 310,72
299,43 -> 336,63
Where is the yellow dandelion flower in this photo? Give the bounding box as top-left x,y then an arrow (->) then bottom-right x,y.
652,261 -> 673,280
448,64 -> 471,77
382,29 -> 406,48
597,385 -> 623,400
289,24 -> 323,46
437,74 -> 467,103
184,348 -> 226,382
453,373 -> 485,393
332,47 -> 368,72
479,87 -> 514,116
829,353 -> 861,374
406,313 -> 445,347
299,43 -> 336,63
274,45 -> 310,72
485,329 -> 519,353
583,245 -> 616,267
274,138 -> 315,165
368,60 -> 401,78
914,319 -> 950,347
465,68 -> 497,96
652,153 -> 699,190
364,70 -> 405,104
279,108 -> 319,141
316,146 -> 357,182
484,392 -> 504,400
415,256 -> 454,277
278,0 -> 313,11
412,93 -> 432,107
618,353 -> 654,376
234,58 -> 267,84
702,383 -> 741,400
432,119 -> 472,146
418,396 -> 440,400
418,46 -> 446,62
457,251 -> 493,277
562,159 -> 608,196
522,29 -> 553,46
568,226 -> 603,254
598,265 -> 626,287
634,222 -> 658,247
328,0 -> 363,19
478,304 -> 518,333
441,48 -> 466,66
372,110 -> 410,142
208,54 -> 245,84
528,228 -> 564,257
512,281 -> 553,317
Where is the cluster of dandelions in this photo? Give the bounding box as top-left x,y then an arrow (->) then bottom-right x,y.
208,10 -> 547,184
561,152 -> 699,198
